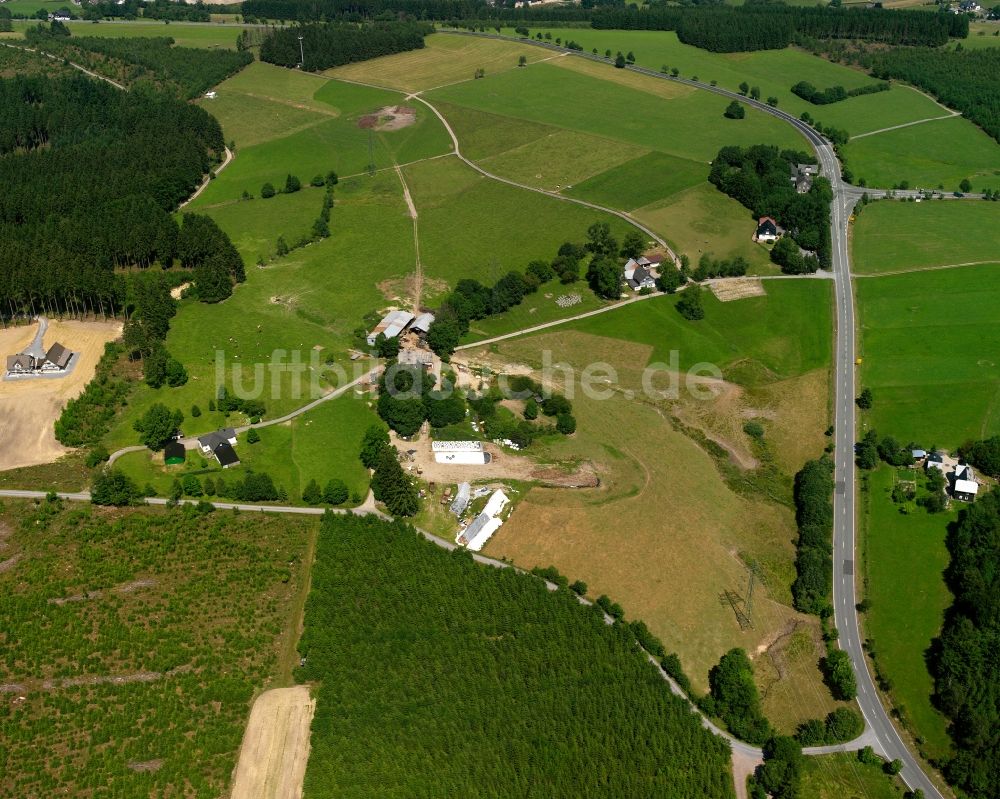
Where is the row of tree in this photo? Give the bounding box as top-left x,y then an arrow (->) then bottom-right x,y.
791,80 -> 889,106
709,144 -> 832,269
242,0 -> 597,24
258,21 -> 431,71
591,5 -> 967,51
426,222 -> 648,357
359,424 -> 419,516
791,457 -> 835,616
932,490 -> 1000,798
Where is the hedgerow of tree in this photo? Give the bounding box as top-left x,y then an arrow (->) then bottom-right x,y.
0,499 -> 313,798
259,22 -> 431,71
295,511 -> 736,798
790,457 -> 835,616
932,489 -> 1000,798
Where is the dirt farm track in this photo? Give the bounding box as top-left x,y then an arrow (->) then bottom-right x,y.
0,320 -> 121,471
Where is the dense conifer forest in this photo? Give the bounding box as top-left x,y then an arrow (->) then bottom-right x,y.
296,513 -> 736,799
590,5 -> 966,51
0,73 -> 243,318
933,491 -> 1000,799
869,47 -> 1000,145
24,28 -> 252,98
259,21 -> 430,71
242,0 -> 595,24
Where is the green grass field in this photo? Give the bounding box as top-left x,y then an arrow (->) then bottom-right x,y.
478,127 -> 650,192
842,115 -> 1000,191
634,183 -> 775,273
565,150 -> 709,211
0,500 -> 314,798
6,19 -> 250,48
948,22 -> 1000,48
326,31 -> 553,92
857,264 -> 1000,446
402,155 -> 640,290
192,66 -> 452,205
852,199 -> 1000,274
494,26 -> 939,134
428,61 -> 806,164
800,752 -> 908,798
115,392 -> 376,501
567,279 -> 832,380
106,170 -> 414,447
862,466 -> 954,762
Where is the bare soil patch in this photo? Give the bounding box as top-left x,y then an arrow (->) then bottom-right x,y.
0,320 -> 122,471
709,278 -> 767,302
170,282 -> 191,300
378,275 -> 448,305
357,105 -> 416,132
229,685 -> 315,799
398,429 -> 598,487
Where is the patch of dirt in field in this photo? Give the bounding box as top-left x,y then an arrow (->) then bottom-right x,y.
357,105 -> 416,131
709,278 -> 767,302
397,428 -> 597,488
378,276 -> 448,306
229,686 -> 315,799
0,320 -> 122,472
169,282 -> 191,300
128,760 -> 163,773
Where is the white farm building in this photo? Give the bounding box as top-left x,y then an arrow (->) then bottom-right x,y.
456,489 -> 510,551
432,440 -> 491,465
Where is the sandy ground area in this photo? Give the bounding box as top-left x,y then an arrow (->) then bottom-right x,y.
230,686 -> 315,799
0,320 -> 121,471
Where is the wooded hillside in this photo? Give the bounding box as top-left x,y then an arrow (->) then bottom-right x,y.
0,74 -> 242,317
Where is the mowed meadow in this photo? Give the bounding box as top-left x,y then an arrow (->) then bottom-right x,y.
105,52 -> 652,455
853,201 -> 1000,446
462,281 -> 841,731
488,27 -> 1000,190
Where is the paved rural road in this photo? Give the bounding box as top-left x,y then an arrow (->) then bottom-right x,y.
6,32 -> 951,789
442,30 -> 947,796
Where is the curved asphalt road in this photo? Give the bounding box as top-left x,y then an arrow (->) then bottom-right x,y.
6,31 -> 948,792
440,30 -> 945,797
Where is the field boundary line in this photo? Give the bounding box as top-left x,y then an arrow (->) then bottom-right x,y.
409,93 -> 681,267
850,111 -> 959,141
852,260 -> 998,278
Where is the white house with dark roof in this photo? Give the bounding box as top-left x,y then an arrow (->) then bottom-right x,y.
624,258 -> 656,291
197,428 -> 239,466
755,217 -> 780,242
952,463 -> 979,502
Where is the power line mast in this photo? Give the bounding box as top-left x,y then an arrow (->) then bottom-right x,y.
367,129 -> 375,176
